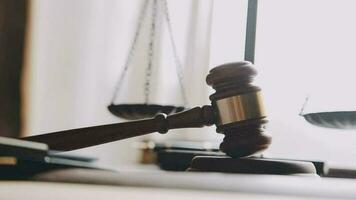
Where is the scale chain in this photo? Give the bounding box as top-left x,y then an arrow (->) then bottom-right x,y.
162,0 -> 188,106
111,0 -> 150,103
144,0 -> 158,104
112,0 -> 188,107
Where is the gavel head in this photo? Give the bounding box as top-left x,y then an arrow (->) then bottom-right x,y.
206,61 -> 271,157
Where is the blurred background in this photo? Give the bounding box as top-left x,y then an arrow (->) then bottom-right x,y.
2,0 -> 356,168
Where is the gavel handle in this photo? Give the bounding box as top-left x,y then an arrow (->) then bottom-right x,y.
22,106 -> 215,151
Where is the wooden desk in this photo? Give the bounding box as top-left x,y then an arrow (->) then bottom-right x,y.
1,168 -> 354,199
0,181 -> 328,200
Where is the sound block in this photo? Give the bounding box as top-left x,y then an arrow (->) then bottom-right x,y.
187,156 -> 317,175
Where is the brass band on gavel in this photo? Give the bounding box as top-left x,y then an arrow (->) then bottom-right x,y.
215,91 -> 266,126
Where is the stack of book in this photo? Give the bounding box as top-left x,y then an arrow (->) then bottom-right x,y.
0,136 -> 98,179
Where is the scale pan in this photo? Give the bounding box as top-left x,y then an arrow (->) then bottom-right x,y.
302,111 -> 356,129
108,104 -> 185,120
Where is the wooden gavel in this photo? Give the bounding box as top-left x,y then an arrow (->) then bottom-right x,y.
23,61 -> 271,158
